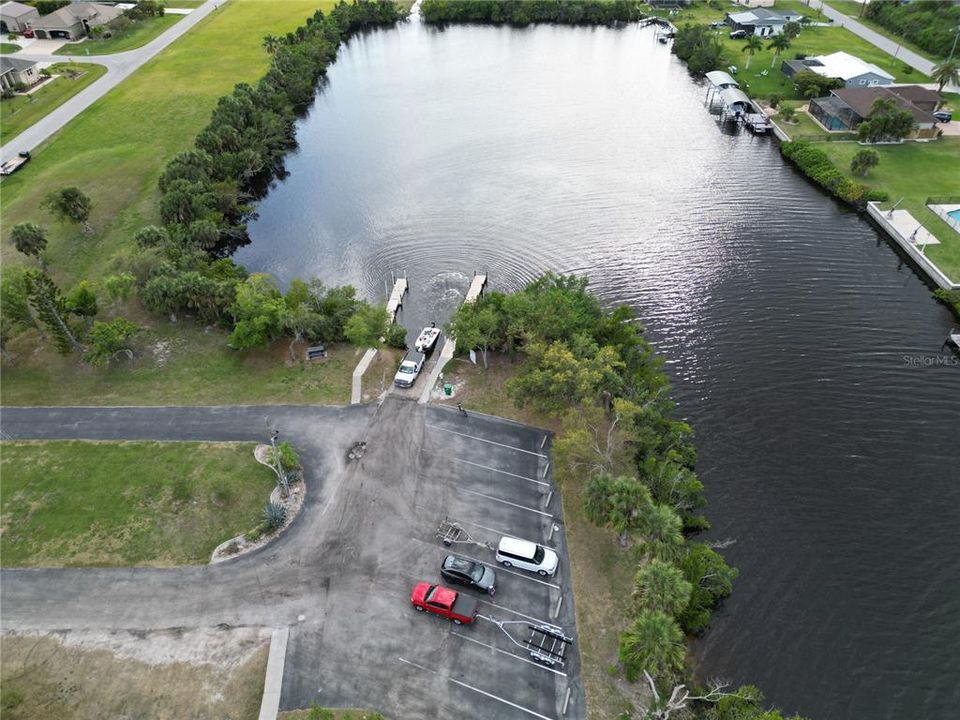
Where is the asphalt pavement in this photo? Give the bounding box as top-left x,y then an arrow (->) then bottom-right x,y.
0,399 -> 584,720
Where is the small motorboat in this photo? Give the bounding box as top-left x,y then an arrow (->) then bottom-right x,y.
415,323 -> 441,353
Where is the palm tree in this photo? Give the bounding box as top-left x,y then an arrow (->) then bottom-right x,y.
619,609 -> 686,681
634,559 -> 692,616
932,59 -> 959,93
742,34 -> 763,70
640,503 -> 685,562
262,34 -> 281,55
10,222 -> 47,267
768,33 -> 791,68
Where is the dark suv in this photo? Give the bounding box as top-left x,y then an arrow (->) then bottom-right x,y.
933,110 -> 952,123
440,555 -> 497,595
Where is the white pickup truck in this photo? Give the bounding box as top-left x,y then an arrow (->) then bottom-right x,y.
394,351 -> 425,388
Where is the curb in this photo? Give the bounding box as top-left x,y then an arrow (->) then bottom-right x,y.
258,626 -> 290,720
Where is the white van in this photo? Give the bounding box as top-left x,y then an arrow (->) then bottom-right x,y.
496,536 -> 559,577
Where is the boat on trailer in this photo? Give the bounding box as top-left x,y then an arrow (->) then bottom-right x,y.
415,323 -> 441,353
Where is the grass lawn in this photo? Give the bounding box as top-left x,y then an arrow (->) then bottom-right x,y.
0,42 -> 21,53
815,138 -> 960,282
720,25 -> 929,100
438,355 -> 642,718
0,440 -> 275,566
826,0 -> 941,64
0,63 -> 107,143
0,0 -> 332,288
54,13 -> 183,56
0,317 -> 358,406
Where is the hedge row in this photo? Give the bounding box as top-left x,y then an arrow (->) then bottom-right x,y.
781,140 -> 889,208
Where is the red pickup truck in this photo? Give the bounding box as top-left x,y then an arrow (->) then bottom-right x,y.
410,582 -> 478,625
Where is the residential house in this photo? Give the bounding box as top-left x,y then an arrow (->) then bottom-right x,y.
0,1 -> 39,33
782,51 -> 895,87
28,2 -> 123,40
808,85 -> 942,138
0,56 -> 39,90
726,7 -> 804,37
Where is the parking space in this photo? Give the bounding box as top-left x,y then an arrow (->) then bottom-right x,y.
279,398 -> 583,720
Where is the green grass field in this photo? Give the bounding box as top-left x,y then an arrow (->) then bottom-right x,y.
1,0 -> 331,288
1,319 -> 358,406
0,63 -> 108,143
0,440 -> 274,566
0,42 -> 21,53
54,14 -> 183,56
815,138 -> 960,282
826,0 -> 941,64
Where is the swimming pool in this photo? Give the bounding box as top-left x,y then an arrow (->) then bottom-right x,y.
948,208 -> 960,222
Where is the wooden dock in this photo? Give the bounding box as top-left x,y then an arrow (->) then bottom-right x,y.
464,273 -> 487,305
386,277 -> 408,322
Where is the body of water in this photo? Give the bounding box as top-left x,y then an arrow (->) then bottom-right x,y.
238,19 -> 960,719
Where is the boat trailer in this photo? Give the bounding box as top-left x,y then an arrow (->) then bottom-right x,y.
480,617 -> 573,668
435,517 -> 493,551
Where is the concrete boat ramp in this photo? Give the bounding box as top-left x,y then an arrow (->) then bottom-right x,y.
351,274 -> 487,405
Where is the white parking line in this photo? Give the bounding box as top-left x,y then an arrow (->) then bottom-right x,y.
448,550 -> 560,590
480,599 -> 555,627
450,630 -> 567,677
453,457 -> 550,487
426,424 -> 548,458
397,657 -> 555,720
458,487 -> 554,518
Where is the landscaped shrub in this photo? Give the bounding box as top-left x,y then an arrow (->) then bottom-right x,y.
263,502 -> 287,530
384,323 -> 407,349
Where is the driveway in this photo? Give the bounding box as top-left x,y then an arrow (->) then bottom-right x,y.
0,0 -> 219,162
0,399 -> 584,720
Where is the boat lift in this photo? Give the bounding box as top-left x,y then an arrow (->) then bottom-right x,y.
435,517 -> 493,551
480,617 -> 574,668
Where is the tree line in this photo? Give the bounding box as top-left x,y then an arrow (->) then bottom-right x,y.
865,0 -> 960,60
447,275 -> 807,719
421,0 -> 647,26
3,2 -> 408,364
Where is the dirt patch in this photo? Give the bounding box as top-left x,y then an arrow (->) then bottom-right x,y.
0,627 -> 270,720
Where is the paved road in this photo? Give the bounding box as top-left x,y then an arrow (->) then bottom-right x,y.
0,0 -> 218,162
0,400 -> 584,719
815,1 -> 957,92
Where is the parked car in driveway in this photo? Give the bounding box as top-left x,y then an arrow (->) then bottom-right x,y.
730,29 -> 748,39
440,555 -> 497,596
410,582 -> 478,625
496,536 -> 559,577
933,110 -> 952,123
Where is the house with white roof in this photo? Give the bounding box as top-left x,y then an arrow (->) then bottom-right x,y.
782,51 -> 895,88
726,7 -> 804,37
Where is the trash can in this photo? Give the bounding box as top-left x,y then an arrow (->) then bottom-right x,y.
443,383 -> 453,396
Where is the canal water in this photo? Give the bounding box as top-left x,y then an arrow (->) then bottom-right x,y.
237,19 -> 960,720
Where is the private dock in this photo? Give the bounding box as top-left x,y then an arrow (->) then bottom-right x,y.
464,273 -> 487,304
386,276 -> 408,322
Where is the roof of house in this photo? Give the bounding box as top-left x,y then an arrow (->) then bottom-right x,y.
32,2 -> 124,29
0,55 -> 37,73
0,1 -> 37,19
727,8 -> 794,25
705,70 -> 739,89
804,51 -> 894,81
831,86 -> 938,124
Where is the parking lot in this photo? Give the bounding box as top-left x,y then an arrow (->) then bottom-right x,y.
280,397 -> 583,720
